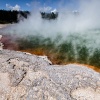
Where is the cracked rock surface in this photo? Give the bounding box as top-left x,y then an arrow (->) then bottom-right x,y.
0,49 -> 100,100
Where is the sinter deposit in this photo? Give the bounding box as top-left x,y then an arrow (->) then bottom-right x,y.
0,49 -> 100,100
0,35 -> 3,50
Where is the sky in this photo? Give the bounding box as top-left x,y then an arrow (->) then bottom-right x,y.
0,0 -> 79,11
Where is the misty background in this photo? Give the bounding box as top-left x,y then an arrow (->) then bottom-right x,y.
0,0 -> 100,69
1,0 -> 100,49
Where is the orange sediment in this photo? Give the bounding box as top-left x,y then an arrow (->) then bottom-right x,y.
20,49 -> 100,72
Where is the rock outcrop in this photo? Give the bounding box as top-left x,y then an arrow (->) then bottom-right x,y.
0,35 -> 3,50
0,49 -> 100,100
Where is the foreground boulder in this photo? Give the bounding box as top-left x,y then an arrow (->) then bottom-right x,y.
0,50 -> 100,100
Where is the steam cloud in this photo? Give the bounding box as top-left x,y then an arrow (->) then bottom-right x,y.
6,4 -> 21,11
1,0 -> 100,49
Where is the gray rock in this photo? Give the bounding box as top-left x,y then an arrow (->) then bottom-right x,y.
0,49 -> 100,100
0,35 -> 3,50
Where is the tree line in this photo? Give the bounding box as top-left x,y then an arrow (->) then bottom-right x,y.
0,10 -> 30,24
40,12 -> 58,20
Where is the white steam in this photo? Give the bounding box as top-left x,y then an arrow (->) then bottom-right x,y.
1,0 -> 100,49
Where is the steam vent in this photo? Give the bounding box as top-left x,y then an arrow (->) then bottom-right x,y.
0,49 -> 100,100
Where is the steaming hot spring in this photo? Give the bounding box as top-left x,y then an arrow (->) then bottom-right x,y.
0,2 -> 100,72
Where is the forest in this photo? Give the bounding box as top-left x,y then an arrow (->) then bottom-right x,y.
0,10 -> 30,23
